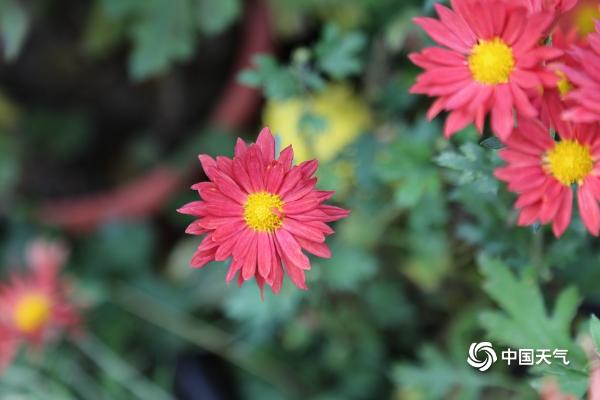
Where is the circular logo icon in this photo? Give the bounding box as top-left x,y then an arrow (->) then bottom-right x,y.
467,342 -> 497,372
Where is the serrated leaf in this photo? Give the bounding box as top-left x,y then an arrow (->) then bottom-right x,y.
435,151 -> 472,171
478,255 -> 588,396
479,256 -> 581,350
315,24 -> 366,79
436,142 -> 499,195
237,54 -> 301,100
375,120 -> 442,208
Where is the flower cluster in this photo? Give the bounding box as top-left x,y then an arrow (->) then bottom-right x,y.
410,0 -> 600,237
179,128 -> 350,294
0,240 -> 81,373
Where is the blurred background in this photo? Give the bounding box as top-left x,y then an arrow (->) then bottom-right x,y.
2,0 -> 600,399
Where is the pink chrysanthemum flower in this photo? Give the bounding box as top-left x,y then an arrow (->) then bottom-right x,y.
495,117 -> 600,237
0,240 -> 81,373
561,21 -> 600,123
410,0 -> 561,139
178,127 -> 350,293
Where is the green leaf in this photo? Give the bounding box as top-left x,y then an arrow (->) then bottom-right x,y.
590,314 -> 600,353
312,243 -> 377,291
298,111 -> 328,137
128,0 -> 195,80
0,0 -> 29,61
436,142 -> 500,195
99,0 -> 197,80
393,346 -> 505,400
478,255 -> 588,396
237,69 -> 261,87
223,281 -> 303,342
237,54 -> 301,100
195,0 -> 241,35
314,24 -> 366,79
374,120 -> 442,209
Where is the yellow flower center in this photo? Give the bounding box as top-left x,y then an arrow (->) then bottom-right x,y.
243,192 -> 284,232
546,140 -> 594,186
468,38 -> 515,85
13,293 -> 52,334
575,4 -> 600,36
556,71 -> 572,97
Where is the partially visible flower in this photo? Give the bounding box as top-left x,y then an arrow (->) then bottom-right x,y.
562,21 -> 600,123
0,239 -> 81,374
558,0 -> 600,38
263,84 -> 372,162
510,0 -> 578,32
536,28 -> 578,131
519,0 -> 577,14
178,128 -> 350,294
410,0 -> 561,139
495,117 -> 600,237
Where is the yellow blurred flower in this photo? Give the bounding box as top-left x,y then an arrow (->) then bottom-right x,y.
559,0 -> 600,37
263,84 -> 372,162
574,2 -> 600,36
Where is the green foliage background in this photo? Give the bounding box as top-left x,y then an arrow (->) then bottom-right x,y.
1,0 -> 599,399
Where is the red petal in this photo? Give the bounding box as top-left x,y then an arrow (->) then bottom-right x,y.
241,237 -> 258,280
275,229 -> 310,271
296,237 -> 332,258
256,127 -> 275,162
283,218 -> 326,243
257,233 -> 273,280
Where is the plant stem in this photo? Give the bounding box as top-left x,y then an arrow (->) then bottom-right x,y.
111,283 -> 298,397
74,335 -> 174,400
531,228 -> 548,281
